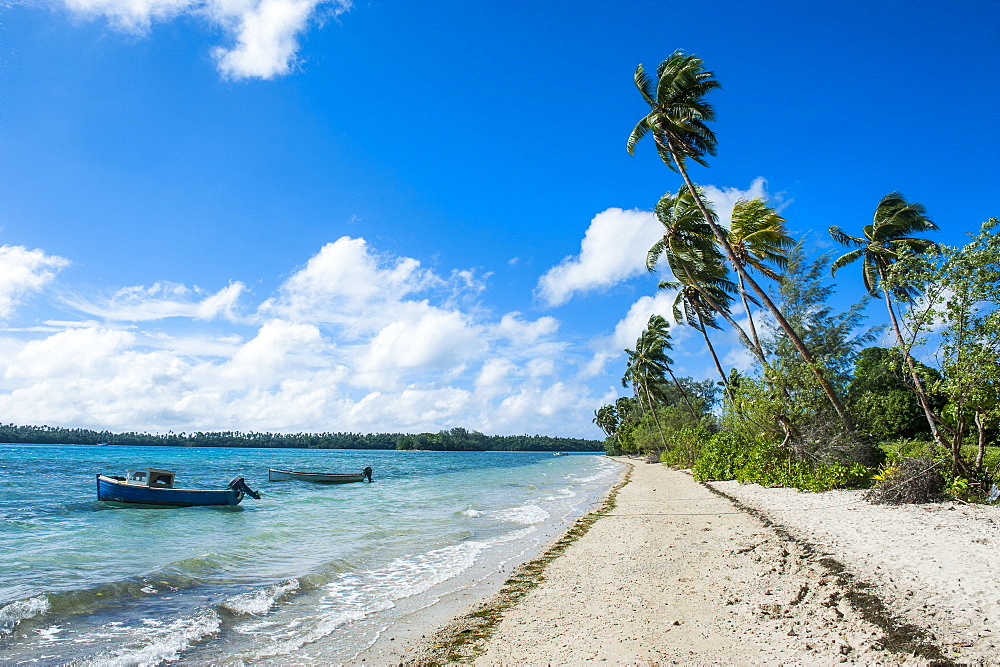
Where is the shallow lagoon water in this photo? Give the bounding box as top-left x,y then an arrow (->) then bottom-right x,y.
0,444 -> 620,664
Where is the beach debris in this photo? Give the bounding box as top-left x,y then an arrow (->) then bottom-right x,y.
986,484 -> 999,504
863,457 -> 945,505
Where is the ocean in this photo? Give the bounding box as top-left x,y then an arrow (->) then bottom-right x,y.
0,444 -> 621,664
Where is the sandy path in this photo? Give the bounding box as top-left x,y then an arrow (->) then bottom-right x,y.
414,459 -> 998,665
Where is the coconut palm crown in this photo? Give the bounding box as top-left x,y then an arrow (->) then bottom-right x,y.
627,50 -> 721,172
729,198 -> 793,282
829,191 -> 940,300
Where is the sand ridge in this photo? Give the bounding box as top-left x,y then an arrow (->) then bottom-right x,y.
412,458 -> 998,665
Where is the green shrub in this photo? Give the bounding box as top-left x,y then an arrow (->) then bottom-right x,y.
659,426 -> 713,468
694,430 -> 872,492
692,431 -> 747,481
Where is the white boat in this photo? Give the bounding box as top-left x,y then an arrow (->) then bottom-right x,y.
268,467 -> 373,483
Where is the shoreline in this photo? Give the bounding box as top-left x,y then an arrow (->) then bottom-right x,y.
396,459 -> 632,665
404,458 -> 999,664
343,456 -> 630,665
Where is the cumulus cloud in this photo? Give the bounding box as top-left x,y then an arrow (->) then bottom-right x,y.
536,208 -> 660,307
0,237 -> 613,437
700,176 -> 772,228
537,179 -> 778,309
56,0 -> 351,79
260,236 -> 437,327
0,246 -> 70,319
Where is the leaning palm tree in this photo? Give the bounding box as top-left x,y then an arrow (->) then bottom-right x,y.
671,282 -> 733,402
622,315 -> 698,450
728,198 -> 793,351
830,191 -> 944,445
643,314 -> 699,418
628,50 -> 853,431
593,404 -> 618,439
648,188 -> 765,364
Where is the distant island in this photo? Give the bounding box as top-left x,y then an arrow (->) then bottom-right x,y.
0,423 -> 603,452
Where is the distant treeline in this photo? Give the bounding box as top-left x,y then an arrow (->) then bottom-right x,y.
0,424 -> 602,452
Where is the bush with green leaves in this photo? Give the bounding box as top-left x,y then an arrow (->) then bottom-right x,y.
694,430 -> 872,492
628,404 -> 716,457
658,425 -> 714,467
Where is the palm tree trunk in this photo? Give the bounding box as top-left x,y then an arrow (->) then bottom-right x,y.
667,142 -> 854,432
736,271 -> 762,353
880,279 -> 950,452
680,266 -> 765,366
666,368 -> 700,419
975,411 -> 986,472
641,383 -> 670,452
699,323 -> 735,405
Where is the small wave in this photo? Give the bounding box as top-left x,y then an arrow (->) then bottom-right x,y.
494,504 -> 549,525
542,486 -> 576,502
460,507 -> 482,518
248,541 -> 487,658
568,458 -> 621,484
94,609 -> 222,666
0,595 -> 50,636
222,579 -> 299,616
485,525 -> 535,545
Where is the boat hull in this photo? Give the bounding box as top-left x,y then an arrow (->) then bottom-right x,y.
268,469 -> 366,483
96,475 -> 244,506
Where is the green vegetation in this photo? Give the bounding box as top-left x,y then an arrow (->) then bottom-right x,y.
0,423 -> 601,452
597,50 -> 1000,500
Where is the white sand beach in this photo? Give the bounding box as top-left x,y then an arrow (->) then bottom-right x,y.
410,458 -> 1000,665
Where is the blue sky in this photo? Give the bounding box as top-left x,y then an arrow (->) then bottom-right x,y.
1,0 -> 997,438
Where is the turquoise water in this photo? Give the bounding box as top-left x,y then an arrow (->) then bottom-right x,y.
0,444 -> 620,664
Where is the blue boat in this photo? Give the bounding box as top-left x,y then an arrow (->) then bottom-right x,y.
96,468 -> 261,507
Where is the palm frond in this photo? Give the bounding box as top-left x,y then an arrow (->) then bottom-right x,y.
829,226 -> 865,248
626,117 -> 651,156
647,240 -> 665,272
633,63 -> 656,106
830,248 -> 864,275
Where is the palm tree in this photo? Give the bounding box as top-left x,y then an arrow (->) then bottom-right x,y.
593,404 -> 618,439
647,188 -> 765,364
671,282 -> 733,402
622,315 -> 698,450
830,191 -> 943,445
628,50 -> 854,431
728,198 -> 793,351
648,190 -> 806,448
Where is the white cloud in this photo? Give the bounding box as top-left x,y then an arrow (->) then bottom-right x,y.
210,0 -> 330,80
0,245 -> 70,319
536,179 -> 779,309
352,304 -> 486,390
222,318 -> 330,387
64,281 -> 246,322
62,0 -> 196,31
495,312 -> 559,347
5,327 -> 135,381
700,176 -> 771,228
56,0 -> 351,80
536,208 -> 660,307
260,236 -> 436,328
0,238 -> 618,437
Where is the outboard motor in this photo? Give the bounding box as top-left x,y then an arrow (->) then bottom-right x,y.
227,476 -> 262,500
363,466 -> 374,483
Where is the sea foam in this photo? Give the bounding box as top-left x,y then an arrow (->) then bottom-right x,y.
0,595 -> 49,635
222,579 -> 300,616
95,610 -> 222,666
